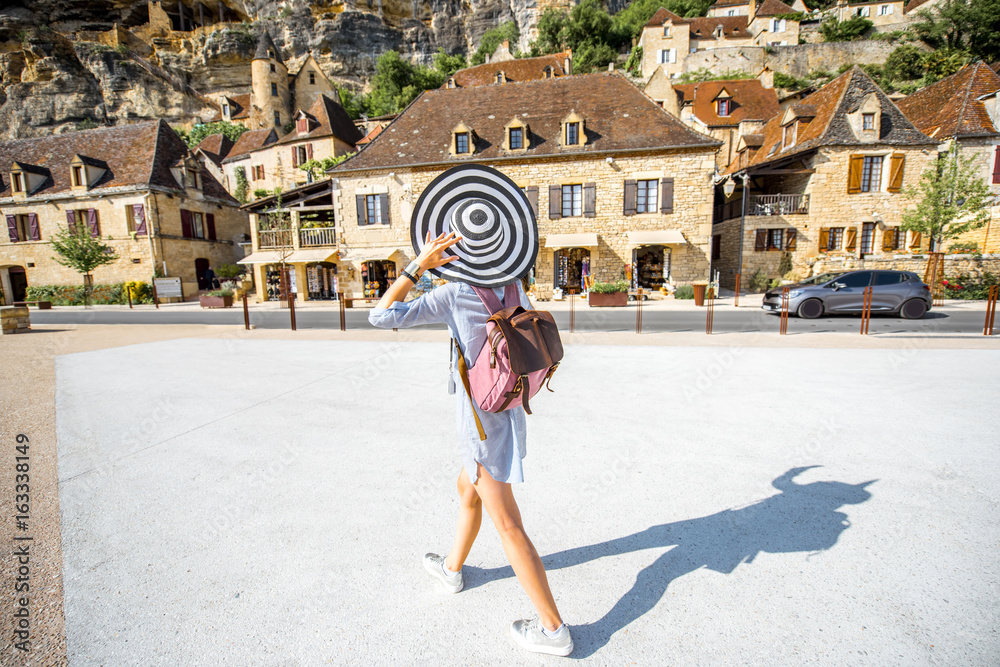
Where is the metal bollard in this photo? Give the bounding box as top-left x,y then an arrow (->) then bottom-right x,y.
780,286 -> 790,335
734,273 -> 741,308
706,286 -> 715,334
570,289 -> 575,333
289,293 -> 297,331
242,292 -> 250,330
860,286 -> 872,335
152,282 -> 160,309
338,292 -> 346,332
127,286 -> 133,309
985,284 -> 998,336
636,287 -> 643,334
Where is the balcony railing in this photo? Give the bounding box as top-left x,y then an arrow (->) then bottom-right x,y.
258,229 -> 293,249
748,194 -> 809,216
299,227 -> 338,247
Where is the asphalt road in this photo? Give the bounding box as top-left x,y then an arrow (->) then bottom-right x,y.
31,303 -> 989,334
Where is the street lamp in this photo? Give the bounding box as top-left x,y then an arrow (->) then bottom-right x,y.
723,177 -> 736,198
733,172 -> 750,306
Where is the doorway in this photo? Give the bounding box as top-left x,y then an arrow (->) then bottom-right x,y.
195,258 -> 210,290
7,266 -> 27,303
362,260 -> 396,298
554,248 -> 591,292
632,246 -> 670,290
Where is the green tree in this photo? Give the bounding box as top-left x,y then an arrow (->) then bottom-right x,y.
366,50 -> 445,117
920,48 -> 971,82
882,44 -> 925,82
176,121 -> 248,149
901,142 -> 993,251
820,16 -> 873,42
49,224 -> 118,307
530,0 -> 625,73
469,21 -> 521,66
911,0 -> 1000,63
234,166 -> 249,204
433,49 -> 467,77
298,153 -> 354,180
337,86 -> 366,120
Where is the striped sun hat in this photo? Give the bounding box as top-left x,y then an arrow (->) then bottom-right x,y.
410,164 -> 538,288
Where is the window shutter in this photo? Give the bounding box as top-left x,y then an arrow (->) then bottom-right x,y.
623,179 -> 637,215
887,153 -> 905,193
669,48 -> 676,63
525,186 -> 539,217
66,210 -> 77,234
754,229 -> 767,251
660,177 -> 674,214
6,215 -> 17,242
583,183 -> 596,217
993,147 -> 1000,184
819,228 -> 830,251
207,213 -> 216,240
133,204 -> 147,235
307,143 -> 313,160
785,228 -> 797,250
379,193 -> 390,225
28,213 -> 40,241
881,228 -> 895,251
845,227 -> 857,251
548,184 -> 562,219
657,49 -> 664,63
180,209 -> 193,237
291,147 -> 299,168
909,231 -> 922,250
87,208 -> 100,237
553,249 -> 561,289
847,155 -> 864,194
356,195 -> 367,225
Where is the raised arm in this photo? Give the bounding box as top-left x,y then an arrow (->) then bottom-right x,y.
375,231 -> 462,310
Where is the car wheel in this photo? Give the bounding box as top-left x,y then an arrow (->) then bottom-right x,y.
797,298 -> 824,319
900,299 -> 927,319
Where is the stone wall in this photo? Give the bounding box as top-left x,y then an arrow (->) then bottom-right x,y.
0,306 -> 30,334
682,41 -> 902,78
242,135 -> 355,195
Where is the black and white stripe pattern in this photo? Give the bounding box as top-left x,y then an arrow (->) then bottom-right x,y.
411,164 -> 538,288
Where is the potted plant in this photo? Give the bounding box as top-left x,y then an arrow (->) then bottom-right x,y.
588,280 -> 629,307
200,288 -> 234,308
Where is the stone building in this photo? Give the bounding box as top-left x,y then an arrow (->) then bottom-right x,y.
220,128 -> 279,197
192,133 -> 234,185
708,0 -> 809,17
713,67 -> 937,287
831,0 -> 907,26
638,0 -> 801,80
0,120 -> 248,303
896,62 -> 1000,253
444,49 -> 573,89
648,74 -> 781,169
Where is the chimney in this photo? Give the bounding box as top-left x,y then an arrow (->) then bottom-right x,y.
758,66 -> 774,89
564,49 -> 572,76
502,40 -> 509,50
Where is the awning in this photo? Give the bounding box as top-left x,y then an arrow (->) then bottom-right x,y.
339,247 -> 403,262
544,233 -> 599,249
626,230 -> 687,246
284,248 -> 339,263
237,251 -> 288,265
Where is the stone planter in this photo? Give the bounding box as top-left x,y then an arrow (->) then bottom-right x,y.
588,292 -> 628,307
199,295 -> 233,308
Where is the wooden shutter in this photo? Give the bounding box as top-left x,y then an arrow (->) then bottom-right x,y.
785,228 -> 797,250
6,215 -> 17,242
291,147 -> 298,168
87,208 -> 100,237
525,186 -> 538,217
66,210 -> 77,234
583,182 -> 596,218
660,177 -> 674,214
754,229 -> 767,251
133,204 -> 147,235
845,227 -> 857,250
180,209 -> 193,237
847,155 -> 864,194
379,193 -> 390,225
887,153 -> 905,193
206,213 -> 216,240
306,143 -> 313,160
909,231 -> 922,250
28,213 -> 39,241
819,228 -> 830,252
548,184 -> 561,219
553,249 -> 561,289
881,228 -> 896,251
993,147 -> 1000,184
356,195 -> 367,225
623,179 -> 637,216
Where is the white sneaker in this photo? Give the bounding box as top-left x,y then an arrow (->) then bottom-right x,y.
510,618 -> 574,657
423,553 -> 463,593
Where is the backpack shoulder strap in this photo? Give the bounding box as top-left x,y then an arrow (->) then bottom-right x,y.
453,337 -> 487,441
502,282 -> 519,309
471,285 -> 504,314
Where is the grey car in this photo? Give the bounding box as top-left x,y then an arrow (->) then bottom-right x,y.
762,270 -> 932,319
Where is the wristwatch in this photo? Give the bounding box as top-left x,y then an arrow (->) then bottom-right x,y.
400,269 -> 419,283
404,260 -> 423,279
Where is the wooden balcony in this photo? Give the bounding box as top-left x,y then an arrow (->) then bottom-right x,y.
714,193 -> 809,223
299,227 -> 338,247
258,229 -> 293,249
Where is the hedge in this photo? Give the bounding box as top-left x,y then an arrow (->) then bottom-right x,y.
25,281 -> 153,306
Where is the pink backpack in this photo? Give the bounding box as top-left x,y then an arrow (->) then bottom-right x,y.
455,284 -> 564,441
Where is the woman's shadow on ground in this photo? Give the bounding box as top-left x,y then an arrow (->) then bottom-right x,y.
464,466 -> 875,659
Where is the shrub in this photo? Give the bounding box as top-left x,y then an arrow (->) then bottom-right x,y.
747,269 -> 772,293
941,272 -> 999,299
883,44 -> 924,82
674,284 -> 695,299
24,283 -> 128,305
773,72 -> 811,90
206,289 -> 234,297
122,280 -> 152,304
820,16 -> 873,42
215,264 -> 244,280
589,280 -> 629,294
947,241 -> 979,254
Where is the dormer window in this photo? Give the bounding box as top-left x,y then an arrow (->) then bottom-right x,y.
297,118 -> 310,134
504,118 -> 529,151
11,172 -> 24,193
543,66 -> 553,78
717,99 -> 731,116
309,72 -> 315,84
848,93 -> 882,142
186,166 -> 199,189
663,25 -> 670,37
862,113 -> 875,131
222,104 -> 230,118
566,123 -> 579,144
455,132 -> 469,154
782,122 -> 796,148
561,111 -> 585,147
496,71 -> 505,85
447,77 -> 456,88
267,49 -> 275,59
450,122 -> 475,156
71,165 -> 85,187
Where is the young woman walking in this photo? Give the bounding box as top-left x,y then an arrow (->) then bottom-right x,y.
368,165 -> 572,657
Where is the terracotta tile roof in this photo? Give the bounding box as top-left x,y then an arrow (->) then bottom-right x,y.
222,128 -> 279,163
194,133 -> 235,166
0,120 -> 235,202
207,93 -> 250,123
644,7 -> 687,28
742,133 -> 765,146
896,62 -> 1000,139
673,79 -> 781,127
724,66 -> 935,174
272,94 -> 364,147
753,0 -> 797,16
332,72 -> 719,173
687,16 -> 751,38
712,0 -> 748,7
446,52 -> 572,88
356,125 -> 384,145
903,0 -> 933,12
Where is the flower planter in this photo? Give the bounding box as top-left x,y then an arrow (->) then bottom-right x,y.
588,292 -> 628,307
199,295 -> 233,308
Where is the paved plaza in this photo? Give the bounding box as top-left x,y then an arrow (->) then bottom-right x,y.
53,338 -> 999,665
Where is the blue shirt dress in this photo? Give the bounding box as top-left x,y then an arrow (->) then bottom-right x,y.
368,282 -> 532,485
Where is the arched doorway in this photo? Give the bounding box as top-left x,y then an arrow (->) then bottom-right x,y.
554,248 -> 591,292
195,258 -> 210,290
361,260 -> 397,299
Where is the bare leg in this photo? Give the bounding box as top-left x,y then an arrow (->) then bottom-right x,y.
446,467 -> 482,572
474,463 -> 562,631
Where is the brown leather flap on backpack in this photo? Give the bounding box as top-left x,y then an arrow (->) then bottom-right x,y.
490,307 -> 564,376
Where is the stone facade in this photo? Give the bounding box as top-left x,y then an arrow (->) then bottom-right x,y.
936,137 -> 1000,254
242,134 -> 356,195
833,0 -> 907,26
681,41 -> 903,79
0,305 -> 29,334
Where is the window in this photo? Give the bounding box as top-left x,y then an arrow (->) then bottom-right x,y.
509,127 -> 523,150
359,193 -> 388,226
636,180 -> 658,213
771,19 -> 784,32
192,211 -> 205,238
222,104 -> 230,117
712,234 -> 721,260
12,172 -> 24,193
274,111 -> 281,126
768,229 -> 784,250
561,184 -> 582,217
496,72 -> 504,84
72,165 -> 84,187
565,122 -> 580,145
861,156 -> 883,192
862,113 -> 875,131
717,99 -> 731,116
68,209 -> 99,237
663,25 -> 670,36
543,67 -> 553,78
879,4 -> 892,14
271,82 -> 278,96
856,6 -> 870,16
860,222 -> 875,254
875,271 -> 902,285
825,227 -> 844,251
455,132 -> 469,154
882,227 -> 903,251
782,122 -> 796,148
838,271 -> 872,288
297,118 -> 309,133
296,146 -> 309,164
657,49 -> 676,64
270,63 -> 276,73
309,72 -> 315,84
994,146 -> 1000,184
186,167 -> 199,189
6,214 -> 39,242
252,165 -> 264,180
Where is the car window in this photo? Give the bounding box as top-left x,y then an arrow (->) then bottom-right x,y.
875,272 -> 902,286
836,272 -> 873,288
